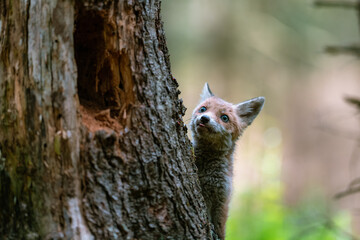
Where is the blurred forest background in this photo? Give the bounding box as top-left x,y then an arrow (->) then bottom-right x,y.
163,0 -> 360,239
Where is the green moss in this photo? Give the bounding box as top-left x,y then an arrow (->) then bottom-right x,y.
3,145 -> 34,199
25,154 -> 33,169
0,149 -> 5,171
54,135 -> 61,155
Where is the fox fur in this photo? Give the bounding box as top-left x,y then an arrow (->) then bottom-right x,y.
190,83 -> 264,239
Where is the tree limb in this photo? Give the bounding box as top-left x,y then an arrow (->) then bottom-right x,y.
334,185 -> 360,199
314,0 -> 360,9
345,96 -> 360,110
324,45 -> 360,57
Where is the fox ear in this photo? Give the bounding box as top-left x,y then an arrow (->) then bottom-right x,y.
200,82 -> 214,102
236,97 -> 265,126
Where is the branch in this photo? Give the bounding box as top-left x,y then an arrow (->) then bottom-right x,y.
314,0 -> 360,9
345,96 -> 360,110
324,45 -> 360,57
334,185 -> 360,199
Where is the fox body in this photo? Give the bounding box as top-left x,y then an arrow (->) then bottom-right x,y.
190,83 -> 264,239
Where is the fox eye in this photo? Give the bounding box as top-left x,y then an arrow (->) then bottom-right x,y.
199,106 -> 207,113
220,114 -> 229,123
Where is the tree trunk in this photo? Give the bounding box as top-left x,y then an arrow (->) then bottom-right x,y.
0,1 -> 212,239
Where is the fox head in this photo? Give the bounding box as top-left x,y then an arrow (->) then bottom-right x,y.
190,83 -> 265,150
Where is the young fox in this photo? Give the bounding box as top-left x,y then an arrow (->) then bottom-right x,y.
190,83 -> 264,239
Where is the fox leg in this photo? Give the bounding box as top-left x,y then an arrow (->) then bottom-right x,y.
211,200 -> 229,239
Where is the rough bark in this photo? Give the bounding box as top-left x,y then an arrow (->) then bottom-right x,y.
0,1 -> 212,239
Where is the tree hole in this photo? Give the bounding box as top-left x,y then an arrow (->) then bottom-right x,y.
74,4 -> 135,132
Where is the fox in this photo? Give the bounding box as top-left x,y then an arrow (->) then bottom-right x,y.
190,83 -> 264,239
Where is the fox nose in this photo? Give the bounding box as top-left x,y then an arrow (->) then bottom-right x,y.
200,115 -> 210,124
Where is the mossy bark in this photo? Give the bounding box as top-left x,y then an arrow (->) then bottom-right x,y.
0,1 -> 212,239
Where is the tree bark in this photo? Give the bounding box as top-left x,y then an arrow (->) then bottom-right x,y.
0,1 -> 212,239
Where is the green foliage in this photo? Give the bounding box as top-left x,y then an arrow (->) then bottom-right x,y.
226,186 -> 353,240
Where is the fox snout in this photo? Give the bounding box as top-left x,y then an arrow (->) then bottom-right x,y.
195,114 -> 211,129
193,113 -> 225,135
197,115 -> 211,128
200,115 -> 210,124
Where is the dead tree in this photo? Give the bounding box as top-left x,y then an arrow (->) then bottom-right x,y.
0,1 -> 212,239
